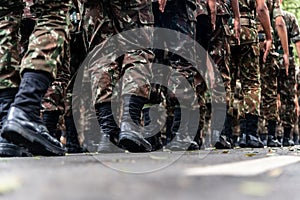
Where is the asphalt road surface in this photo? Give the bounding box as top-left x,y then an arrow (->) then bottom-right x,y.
1,146 -> 300,200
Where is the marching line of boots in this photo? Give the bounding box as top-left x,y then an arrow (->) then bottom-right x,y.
1,0 -> 300,157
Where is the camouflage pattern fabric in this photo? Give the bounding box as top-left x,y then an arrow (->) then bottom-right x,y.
0,1 -> 24,89
80,0 -> 154,105
151,0 -> 201,107
278,67 -> 296,128
209,0 -> 231,110
0,0 -> 72,91
17,0 -> 71,114
258,0 -> 282,123
276,10 -> 300,129
151,0 -> 205,142
259,50 -> 279,121
229,0 -> 260,117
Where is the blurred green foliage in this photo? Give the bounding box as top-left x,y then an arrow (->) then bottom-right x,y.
282,0 -> 300,22
282,0 -> 300,65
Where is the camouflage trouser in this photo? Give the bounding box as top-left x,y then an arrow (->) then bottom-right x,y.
0,0 -> 72,90
278,61 -> 296,128
19,17 -> 71,114
153,0 -> 201,106
152,0 -> 204,134
260,50 -> 279,121
82,0 -> 154,105
209,16 -> 231,110
230,43 -> 261,116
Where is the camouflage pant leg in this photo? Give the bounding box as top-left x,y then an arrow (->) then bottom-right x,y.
64,28 -> 88,117
87,0 -> 154,104
209,16 -> 231,111
278,66 -> 296,128
20,0 -> 72,79
42,42 -> 71,113
80,0 -> 117,104
0,0 -> 23,89
118,0 -> 154,98
260,52 -> 279,121
231,43 -> 260,116
154,0 -> 199,107
18,14 -> 70,114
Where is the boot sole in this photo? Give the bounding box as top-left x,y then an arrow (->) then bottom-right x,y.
246,141 -> 264,148
214,141 -> 231,149
119,132 -> 152,153
2,121 -> 66,156
0,143 -> 32,157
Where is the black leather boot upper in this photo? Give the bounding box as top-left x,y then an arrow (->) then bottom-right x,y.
2,107 -> 66,156
96,103 -> 122,153
11,71 -> 51,123
245,114 -> 264,148
42,110 -> 61,141
0,88 -> 32,157
64,115 -> 85,153
1,72 -> 66,156
166,107 -> 199,151
267,120 -> 281,147
119,95 -> 152,152
143,107 -> 163,151
215,112 -> 234,149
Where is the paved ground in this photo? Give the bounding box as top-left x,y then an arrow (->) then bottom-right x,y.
1,146 -> 300,200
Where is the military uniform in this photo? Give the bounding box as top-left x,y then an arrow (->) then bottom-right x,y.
82,0 -> 155,104
228,0 -> 265,148
78,0 -> 155,152
257,0 -> 283,147
151,0 -> 202,151
0,0 -> 71,156
211,0 -> 236,149
209,0 -> 232,107
18,1 -> 71,142
275,10 -> 300,146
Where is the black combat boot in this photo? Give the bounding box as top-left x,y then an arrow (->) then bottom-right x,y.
193,128 -> 203,150
187,108 -> 201,151
293,133 -> 299,145
1,72 -> 66,156
143,107 -> 163,151
118,95 -> 152,152
267,120 -> 281,147
0,88 -> 32,157
166,107 -> 199,151
64,115 -> 85,153
96,103 -> 123,153
42,110 -> 61,141
245,114 -> 264,148
215,112 -> 233,149
282,127 -> 294,147
238,117 -> 247,148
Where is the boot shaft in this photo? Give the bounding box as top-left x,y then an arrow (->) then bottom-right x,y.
12,71 -> 51,122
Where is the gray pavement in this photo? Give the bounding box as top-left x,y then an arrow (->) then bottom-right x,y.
1,147 -> 300,200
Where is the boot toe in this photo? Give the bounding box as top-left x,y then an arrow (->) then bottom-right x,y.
119,131 -> 152,153
214,135 -> 232,149
246,135 -> 264,148
1,107 -> 66,156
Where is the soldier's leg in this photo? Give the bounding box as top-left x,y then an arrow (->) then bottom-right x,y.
260,53 -> 281,147
237,43 -> 264,148
210,16 -> 233,149
0,0 -> 33,157
80,0 -> 123,153
113,0 -> 154,152
279,66 -> 296,146
42,36 -> 71,141
1,0 -> 71,156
